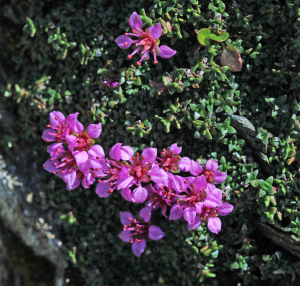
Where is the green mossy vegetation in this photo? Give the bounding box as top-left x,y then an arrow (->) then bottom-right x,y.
1,0 -> 300,285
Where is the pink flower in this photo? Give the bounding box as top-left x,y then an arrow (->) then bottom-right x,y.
42,111 -> 102,153
43,144 -> 91,190
92,143 -> 134,198
139,182 -> 178,222
115,12 -> 176,66
156,143 -> 182,172
66,123 -> 102,152
189,159 -> 227,184
118,211 -> 165,257
117,148 -> 168,203
156,143 -> 191,173
203,159 -> 227,184
42,111 -> 83,143
169,175 -> 233,233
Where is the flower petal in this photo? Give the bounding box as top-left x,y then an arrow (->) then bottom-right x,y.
66,112 -> 83,133
82,174 -> 95,189
47,143 -> 64,158
193,175 -> 207,191
110,143 -> 135,161
186,176 -> 195,185
65,135 -> 77,153
204,189 -> 222,208
139,50 -> 150,62
67,178 -> 80,191
86,172 -> 95,186
43,159 -> 60,173
88,144 -> 105,159
158,45 -> 176,59
62,169 -> 77,190
120,145 -> 135,161
148,23 -> 162,39
109,143 -> 122,161
142,147 -> 157,164
115,35 -> 134,49
119,230 -> 131,243
207,217 -> 222,234
95,182 -> 110,198
129,12 -> 143,30
118,165 -> 129,179
217,202 -> 233,216
78,159 -> 92,176
195,202 -> 204,214
73,150 -> 88,168
169,204 -> 183,220
139,206 -> 152,222
172,175 -> 186,192
87,122 -> 102,138
183,207 -> 196,225
42,129 -> 57,142
120,188 -> 133,202
149,225 -> 165,240
111,79 -> 119,88
148,166 -> 168,184
178,157 -> 191,172
187,216 -> 202,230
89,158 -> 109,170
206,159 -> 218,171
211,188 -> 223,201
132,239 -> 146,257
170,143 -> 182,154
214,170 -> 227,184
49,111 -> 65,126
190,160 -> 203,176
117,174 -> 135,189
119,211 -> 134,225
207,183 -> 216,193
132,186 -> 148,203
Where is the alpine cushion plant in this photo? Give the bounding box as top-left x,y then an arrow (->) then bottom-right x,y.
8,0 -> 300,284
42,112 -> 233,257
115,12 -> 176,66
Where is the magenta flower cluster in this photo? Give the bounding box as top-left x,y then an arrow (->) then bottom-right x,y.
42,111 -> 233,257
42,111 -> 103,190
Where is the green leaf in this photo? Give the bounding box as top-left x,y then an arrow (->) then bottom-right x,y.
231,262 -> 240,269
250,180 -> 259,188
132,77 -> 142,85
209,32 -> 229,42
197,28 -> 211,46
259,189 -> 266,197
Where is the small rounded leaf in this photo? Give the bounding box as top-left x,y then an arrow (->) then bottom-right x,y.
220,46 -> 242,72
197,28 -> 211,46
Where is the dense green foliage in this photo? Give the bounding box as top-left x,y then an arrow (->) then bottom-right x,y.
2,0 -> 300,285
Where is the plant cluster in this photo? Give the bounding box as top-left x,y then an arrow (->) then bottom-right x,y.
42,110 -> 232,257
1,0 -> 300,285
